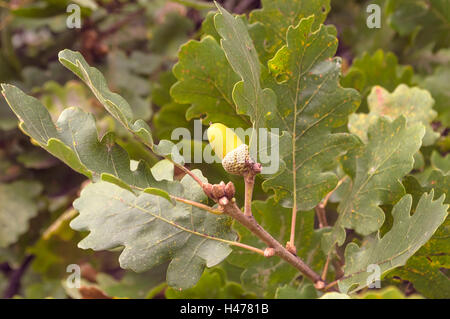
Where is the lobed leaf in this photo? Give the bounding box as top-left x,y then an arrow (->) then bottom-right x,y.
387,0 -> 450,51
420,65 -> 450,126
393,171 -> 450,298
171,36 -> 249,128
250,0 -> 331,62
214,4 -> 277,133
262,16 -> 361,211
323,117 -> 425,251
1,84 -> 160,191
349,84 -> 439,146
338,191 -> 448,293
58,50 -> 154,148
71,171 -> 236,289
0,181 -> 42,247
341,50 -> 414,112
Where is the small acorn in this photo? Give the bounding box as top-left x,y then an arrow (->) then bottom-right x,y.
207,123 -> 254,176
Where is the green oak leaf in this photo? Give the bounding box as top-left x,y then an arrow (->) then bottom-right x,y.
358,286 -> 422,299
58,50 -> 153,148
0,180 -> 42,247
227,197 -> 326,298
0,98 -> 17,131
338,191 -> 448,294
349,84 -> 439,146
1,84 -> 160,191
165,268 -> 256,299
394,172 -> 450,298
275,283 -> 318,299
323,117 -> 425,251
420,66 -> 450,126
390,251 -> 450,299
106,50 -> 154,121
319,292 -> 351,299
249,0 -> 331,62
431,151 -> 450,174
27,209 -> 94,279
214,4 -> 277,133
427,169 -> 450,201
170,35 -> 249,128
96,264 -> 167,299
341,50 -> 414,112
200,11 -> 221,42
71,171 -> 236,289
329,0 -> 395,58
153,102 -> 191,141
262,16 -> 361,211
152,71 -> 192,140
387,0 -> 450,51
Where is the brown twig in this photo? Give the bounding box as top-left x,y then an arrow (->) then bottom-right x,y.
315,176 -> 347,228
324,279 -> 340,292
170,157 -> 335,290
171,195 -> 222,215
3,255 -> 34,298
234,0 -> 255,13
315,205 -> 328,228
98,8 -> 143,39
321,252 -> 332,281
243,172 -> 256,217
222,201 -> 335,290
169,159 -> 206,188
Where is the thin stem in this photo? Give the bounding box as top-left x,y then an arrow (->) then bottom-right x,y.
243,173 -> 255,217
223,201 -> 336,290
321,252 -> 331,280
231,242 -> 265,256
3,255 -> 34,298
315,205 -> 328,228
169,159 -> 205,188
171,195 -> 222,215
324,279 -> 339,292
323,176 -> 347,208
315,176 -> 347,228
170,197 -> 264,256
288,207 -> 297,248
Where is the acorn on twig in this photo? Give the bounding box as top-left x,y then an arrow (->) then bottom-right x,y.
207,123 -> 260,176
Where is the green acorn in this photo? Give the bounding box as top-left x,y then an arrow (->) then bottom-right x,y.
221,144 -> 251,175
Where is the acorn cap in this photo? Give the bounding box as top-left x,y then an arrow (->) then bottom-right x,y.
222,144 -> 252,175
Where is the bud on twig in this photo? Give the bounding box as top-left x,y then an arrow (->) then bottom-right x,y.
264,247 -> 275,257
212,183 -> 226,199
224,181 -> 235,199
